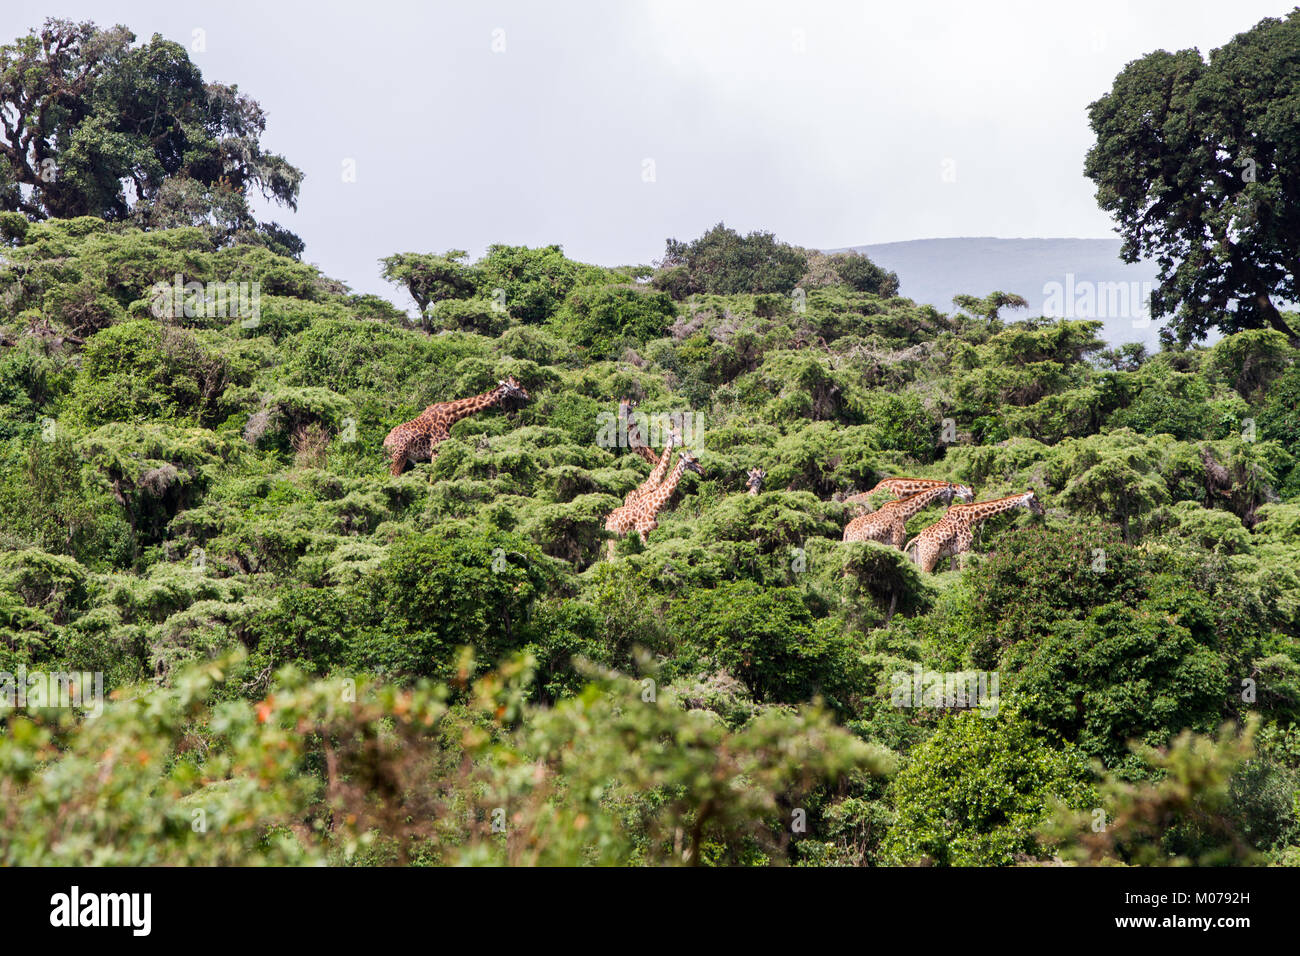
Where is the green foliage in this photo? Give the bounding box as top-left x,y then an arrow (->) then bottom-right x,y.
478,244 -> 595,324
882,706 -> 1096,866
663,581 -> 865,711
0,651 -> 892,865
1045,721 -> 1266,865
1014,594 -> 1231,771
1207,330 -> 1293,401
657,222 -> 808,296
69,320 -> 239,426
0,18 -> 302,251
963,528 -> 1150,664
1085,11 -> 1300,344
553,284 -> 676,358
380,251 -> 479,330
2,213 -> 1297,866
802,250 -> 900,297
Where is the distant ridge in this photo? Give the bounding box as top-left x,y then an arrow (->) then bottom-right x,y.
834,237 -> 1162,346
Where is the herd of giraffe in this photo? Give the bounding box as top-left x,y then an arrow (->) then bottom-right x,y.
842,478 -> 1043,572
381,383 -> 1043,572
601,398 -> 703,559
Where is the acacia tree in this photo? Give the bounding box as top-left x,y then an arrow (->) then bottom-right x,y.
379,251 -> 480,330
952,291 -> 1028,324
0,18 -> 303,253
1085,11 -> 1300,346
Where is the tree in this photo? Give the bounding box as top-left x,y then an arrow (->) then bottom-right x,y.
0,19 -> 302,252
477,244 -> 585,324
552,284 -> 676,358
1015,593 -> 1230,770
952,290 -> 1027,324
1084,11 -> 1300,345
1097,341 -> 1149,372
655,222 -> 807,297
881,706 -> 1095,866
1059,444 -> 1170,541
664,581 -> 865,711
1206,329 -> 1293,401
1044,721 -> 1264,866
379,251 -> 480,331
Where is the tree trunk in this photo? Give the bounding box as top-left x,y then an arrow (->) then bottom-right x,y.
1255,288 -> 1298,345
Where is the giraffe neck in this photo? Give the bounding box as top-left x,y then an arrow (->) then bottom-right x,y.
436,386 -> 504,424
643,459 -> 689,516
636,440 -> 678,492
622,405 -> 646,446
891,484 -> 951,519
955,493 -> 1033,527
620,405 -> 661,463
878,477 -> 947,495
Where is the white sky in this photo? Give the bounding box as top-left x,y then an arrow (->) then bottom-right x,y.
3,1 -> 1294,304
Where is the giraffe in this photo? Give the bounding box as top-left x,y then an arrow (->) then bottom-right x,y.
618,397 -> 660,466
622,424 -> 683,507
383,376 -> 529,475
745,467 -> 766,495
903,491 -> 1044,573
843,477 -> 972,512
605,449 -> 703,558
842,483 -> 968,547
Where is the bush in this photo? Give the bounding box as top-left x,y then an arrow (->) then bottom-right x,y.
657,223 -> 807,297
882,707 -> 1095,866
664,581 -> 865,711
69,321 -> 238,427
553,285 -> 676,358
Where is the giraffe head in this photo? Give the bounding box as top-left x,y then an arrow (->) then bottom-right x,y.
1024,490 -> 1045,515
497,375 -> 530,403
745,467 -> 766,494
952,482 -> 975,503
679,449 -> 703,476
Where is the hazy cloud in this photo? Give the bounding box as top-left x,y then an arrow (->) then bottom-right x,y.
1,0 -> 1287,309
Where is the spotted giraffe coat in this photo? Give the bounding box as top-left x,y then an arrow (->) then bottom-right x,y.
904,491 -> 1042,573
383,376 -> 528,476
843,477 -> 972,513
843,483 -> 970,547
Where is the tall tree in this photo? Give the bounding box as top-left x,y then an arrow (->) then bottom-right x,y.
1085,11 -> 1300,346
380,251 -> 480,331
0,18 -> 303,254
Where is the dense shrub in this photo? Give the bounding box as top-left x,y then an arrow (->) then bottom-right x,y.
2,214 -> 1298,866
882,707 -> 1095,865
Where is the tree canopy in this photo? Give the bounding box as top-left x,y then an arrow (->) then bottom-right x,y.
0,18 -> 303,254
1085,10 -> 1300,346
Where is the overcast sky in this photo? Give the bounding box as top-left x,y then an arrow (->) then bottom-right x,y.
3,1 -> 1295,307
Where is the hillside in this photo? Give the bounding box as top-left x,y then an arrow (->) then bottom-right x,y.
841,238 -> 1163,347
1,218 -> 1298,866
